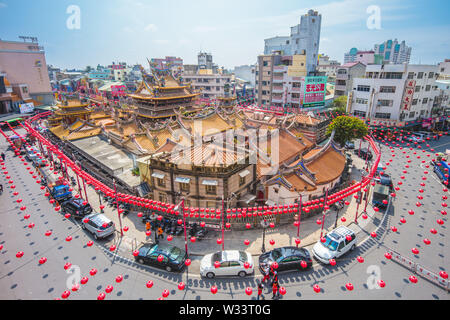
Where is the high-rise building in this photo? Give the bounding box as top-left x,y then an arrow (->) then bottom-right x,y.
374,39 -> 411,64
264,9 -> 321,74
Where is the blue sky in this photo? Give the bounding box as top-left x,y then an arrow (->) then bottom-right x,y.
0,0 -> 449,69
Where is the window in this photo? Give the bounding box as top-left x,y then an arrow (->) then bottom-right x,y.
239,176 -> 246,186
282,256 -> 301,263
417,72 -> 424,79
357,85 -> 370,92
158,193 -> 167,203
263,61 -> 268,67
412,99 -> 418,106
380,86 -> 396,93
353,110 -> 366,117
22,86 -> 29,93
409,111 -> 415,118
180,182 -> 190,192
378,99 -> 393,107
157,178 -> 165,187
422,98 -> 428,104
344,234 -> 355,245
407,72 -> 414,79
206,185 -> 216,195
337,242 -> 345,251
355,98 -> 368,104
425,85 -> 431,92
205,201 -> 216,209
428,72 -> 434,78
229,261 -> 240,267
375,112 -> 391,119
415,86 -> 421,92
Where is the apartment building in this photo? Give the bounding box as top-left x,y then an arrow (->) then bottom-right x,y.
264,9 -> 321,74
183,71 -> 232,100
0,37 -> 53,105
350,64 -> 440,124
374,39 -> 411,64
334,62 -> 366,97
256,53 -> 328,109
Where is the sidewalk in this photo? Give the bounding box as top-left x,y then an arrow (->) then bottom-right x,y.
40,143 -> 383,259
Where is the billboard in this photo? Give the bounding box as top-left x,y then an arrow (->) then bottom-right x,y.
303,76 -> 327,107
402,79 -> 415,111
19,102 -> 35,114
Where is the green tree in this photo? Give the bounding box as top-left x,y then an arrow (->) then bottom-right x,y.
332,95 -> 348,115
326,115 -> 368,147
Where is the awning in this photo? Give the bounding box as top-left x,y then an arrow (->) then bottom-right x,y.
151,172 -> 165,179
202,179 -> 218,186
240,193 -> 256,204
136,182 -> 150,197
239,170 -> 250,178
175,177 -> 191,184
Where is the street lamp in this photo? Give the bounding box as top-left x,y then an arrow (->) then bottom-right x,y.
260,218 -> 270,253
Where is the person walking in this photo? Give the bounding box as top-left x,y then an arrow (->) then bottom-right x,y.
257,281 -> 265,300
1,152 -> 5,161
262,268 -> 270,284
272,281 -> 279,300
157,226 -> 164,240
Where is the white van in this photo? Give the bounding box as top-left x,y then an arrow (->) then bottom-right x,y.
312,226 -> 356,264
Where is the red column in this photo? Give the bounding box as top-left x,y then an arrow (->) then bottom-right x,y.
114,179 -> 124,237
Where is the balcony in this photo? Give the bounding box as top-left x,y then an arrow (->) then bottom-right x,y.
336,73 -> 349,80
272,86 -> 284,93
273,76 -> 283,83
272,97 -> 283,103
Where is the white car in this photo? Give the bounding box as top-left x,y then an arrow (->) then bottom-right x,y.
410,134 -> 425,143
81,213 -> 115,240
312,226 -> 356,264
200,250 -> 254,278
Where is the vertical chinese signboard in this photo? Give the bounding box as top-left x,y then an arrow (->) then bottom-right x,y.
402,79 -> 415,111
303,76 -> 327,108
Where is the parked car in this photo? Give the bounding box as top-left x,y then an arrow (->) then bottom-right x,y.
354,148 -> 373,160
200,250 -> 254,278
312,226 -> 356,264
258,246 -> 312,274
61,197 -> 92,218
345,141 -> 355,149
81,213 -> 115,240
134,243 -> 187,272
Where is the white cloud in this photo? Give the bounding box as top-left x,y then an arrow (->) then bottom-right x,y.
144,24 -> 158,32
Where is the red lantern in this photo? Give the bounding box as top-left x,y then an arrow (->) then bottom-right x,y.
89,268 -> 97,276
211,286 -> 218,294
146,281 -> 153,288
185,259 -> 191,267
409,275 -> 418,283
244,239 -> 250,246
178,282 -> 185,290
329,259 -> 336,266
162,289 -> 170,298
313,284 -> 321,293
384,252 -> 392,260
345,283 -> 354,291
378,280 -> 386,288
245,287 -> 252,295
357,256 -> 364,263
